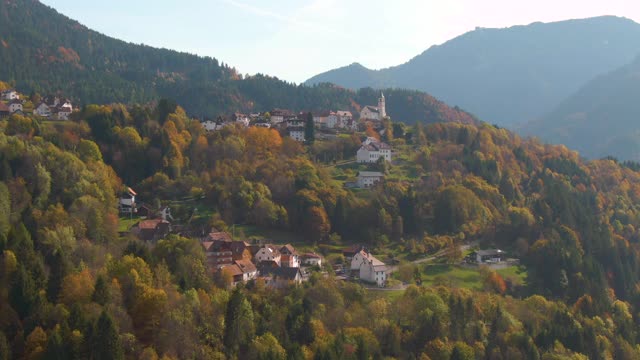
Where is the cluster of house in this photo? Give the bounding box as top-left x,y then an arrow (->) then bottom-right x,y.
0,89 -> 24,118
34,96 -> 74,120
201,232 -> 323,288
0,89 -> 74,120
343,245 -> 388,287
199,92 -> 390,144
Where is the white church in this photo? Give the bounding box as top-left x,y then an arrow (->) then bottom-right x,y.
359,92 -> 387,121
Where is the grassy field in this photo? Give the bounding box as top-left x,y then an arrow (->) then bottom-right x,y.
420,264 -> 484,290
366,289 -> 405,302
496,265 -> 528,286
118,217 -> 139,232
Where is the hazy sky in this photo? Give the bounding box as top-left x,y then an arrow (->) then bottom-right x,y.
42,0 -> 640,83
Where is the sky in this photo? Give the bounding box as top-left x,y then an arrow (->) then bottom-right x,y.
42,0 -> 640,83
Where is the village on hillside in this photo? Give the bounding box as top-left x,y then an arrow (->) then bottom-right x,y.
118,186 -> 395,288
0,88 -> 74,120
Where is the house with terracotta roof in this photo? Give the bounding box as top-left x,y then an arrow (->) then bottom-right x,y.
202,240 -> 233,271
207,231 -> 233,242
234,259 -> 258,281
230,241 -> 252,261
0,102 -> 9,118
134,219 -> 171,242
280,244 -> 299,268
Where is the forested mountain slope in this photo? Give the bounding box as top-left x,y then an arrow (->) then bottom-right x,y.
0,0 -> 475,125
307,16 -> 640,126
2,98 -> 640,358
523,55 -> 640,161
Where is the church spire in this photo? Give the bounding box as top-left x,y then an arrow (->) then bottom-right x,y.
378,92 -> 386,118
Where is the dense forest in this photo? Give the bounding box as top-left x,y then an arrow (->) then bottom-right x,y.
0,0 -> 476,125
1,90 -> 640,359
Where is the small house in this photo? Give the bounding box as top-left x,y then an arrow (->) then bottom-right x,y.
301,253 -> 322,267
2,90 -> 19,101
254,244 -> 282,266
280,244 -> 300,268
8,100 -> 23,114
134,219 -> 171,242
0,103 -> 9,118
357,171 -> 384,188
119,187 -> 137,214
475,249 -> 504,264
202,240 -> 233,271
262,267 -> 303,288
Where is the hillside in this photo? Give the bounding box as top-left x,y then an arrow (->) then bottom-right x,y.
306,16 -> 640,126
522,56 -> 640,160
2,102 -> 640,358
0,0 -> 475,125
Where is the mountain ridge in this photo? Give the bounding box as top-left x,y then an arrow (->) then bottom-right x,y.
0,0 -> 477,125
306,16 -> 640,126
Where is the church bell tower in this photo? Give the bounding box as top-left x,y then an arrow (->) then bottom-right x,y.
378,92 -> 386,118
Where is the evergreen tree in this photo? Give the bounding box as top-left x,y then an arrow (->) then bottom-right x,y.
9,265 -> 38,319
0,331 -> 10,360
224,289 -> 255,355
91,311 -> 123,360
92,274 -> 111,306
46,252 -> 70,303
305,112 -> 315,145
44,330 -> 67,360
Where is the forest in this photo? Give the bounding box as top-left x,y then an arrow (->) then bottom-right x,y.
1,90 -> 640,359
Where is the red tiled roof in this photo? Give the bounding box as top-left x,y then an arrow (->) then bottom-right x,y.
221,264 -> 243,277
138,219 -> 168,230
208,231 -> 232,242
234,259 -> 257,273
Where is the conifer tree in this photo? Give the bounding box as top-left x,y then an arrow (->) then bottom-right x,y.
92,274 -> 111,306
91,311 -> 123,360
305,112 -> 315,145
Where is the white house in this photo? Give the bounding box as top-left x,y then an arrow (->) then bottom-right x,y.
254,245 -> 282,266
326,112 -> 339,129
202,120 -> 224,131
336,111 -> 353,128
234,259 -> 258,281
356,140 -> 392,163
359,255 -> 387,287
288,127 -> 305,142
357,171 -> 384,188
233,113 -> 250,127
475,249 -> 504,264
8,100 -> 23,114
350,249 -> 387,287
301,253 -> 322,267
2,90 -> 19,101
53,105 -> 72,120
313,111 -> 329,128
350,250 -> 370,272
119,187 -> 137,214
35,103 -> 51,118
270,109 -> 292,125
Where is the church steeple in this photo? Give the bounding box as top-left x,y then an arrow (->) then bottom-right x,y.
378,92 -> 386,118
